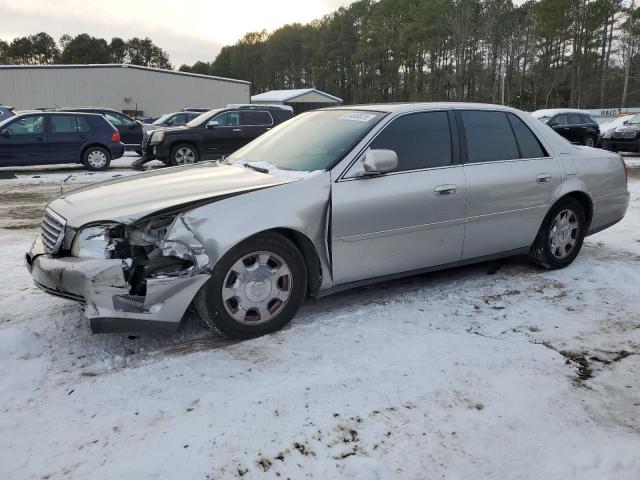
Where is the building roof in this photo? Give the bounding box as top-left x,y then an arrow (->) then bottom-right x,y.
332,102 -> 526,114
0,63 -> 251,86
251,88 -> 343,103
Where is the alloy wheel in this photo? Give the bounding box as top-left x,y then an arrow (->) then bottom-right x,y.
175,147 -> 196,165
221,251 -> 293,325
549,208 -> 580,259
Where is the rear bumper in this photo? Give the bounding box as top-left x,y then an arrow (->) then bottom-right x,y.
588,191 -> 630,236
110,143 -> 126,159
25,237 -> 210,334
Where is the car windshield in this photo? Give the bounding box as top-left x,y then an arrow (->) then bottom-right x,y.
626,113 -> 640,124
152,113 -> 174,125
227,109 -> 386,171
0,116 -> 13,128
187,109 -> 222,128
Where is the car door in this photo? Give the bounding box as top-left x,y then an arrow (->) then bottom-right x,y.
331,110 -> 467,285
458,110 -> 563,260
568,113 -> 586,144
47,115 -> 86,163
239,110 -> 273,148
0,114 -> 48,166
201,110 -> 243,156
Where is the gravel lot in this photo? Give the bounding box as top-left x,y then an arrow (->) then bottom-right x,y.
0,154 -> 639,480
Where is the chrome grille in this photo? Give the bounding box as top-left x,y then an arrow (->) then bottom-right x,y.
41,208 -> 66,254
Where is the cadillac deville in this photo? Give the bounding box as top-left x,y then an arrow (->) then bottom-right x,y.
26,103 -> 630,339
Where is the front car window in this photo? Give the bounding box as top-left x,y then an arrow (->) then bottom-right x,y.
568,113 -> 582,125
552,114 -> 568,126
213,111 -> 241,126
5,115 -> 45,135
187,109 -> 222,128
227,109 -> 386,171
370,111 -> 452,171
152,113 -> 173,125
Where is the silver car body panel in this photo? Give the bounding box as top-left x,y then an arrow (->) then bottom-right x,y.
26,102 -> 630,333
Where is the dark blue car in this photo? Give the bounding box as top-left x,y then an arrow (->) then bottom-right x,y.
0,112 -> 125,170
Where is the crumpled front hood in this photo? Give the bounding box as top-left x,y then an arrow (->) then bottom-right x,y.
48,163 -> 297,228
615,124 -> 640,134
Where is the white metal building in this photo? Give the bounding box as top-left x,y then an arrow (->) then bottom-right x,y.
0,64 -> 251,117
251,89 -> 342,114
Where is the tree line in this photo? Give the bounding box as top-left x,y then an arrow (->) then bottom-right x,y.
181,0 -> 640,110
2,0 -> 639,110
0,33 -> 171,69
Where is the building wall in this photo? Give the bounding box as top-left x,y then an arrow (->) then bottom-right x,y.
0,65 -> 251,117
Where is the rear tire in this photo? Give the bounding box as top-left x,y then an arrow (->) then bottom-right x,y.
82,146 -> 111,171
170,143 -> 199,166
530,197 -> 586,270
195,232 -> 307,339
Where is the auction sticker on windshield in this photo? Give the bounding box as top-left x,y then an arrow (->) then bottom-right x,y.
337,113 -> 377,122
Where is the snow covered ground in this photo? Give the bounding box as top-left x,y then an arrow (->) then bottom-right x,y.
0,157 -> 639,480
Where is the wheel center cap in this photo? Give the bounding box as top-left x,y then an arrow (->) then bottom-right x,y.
245,275 -> 272,302
559,227 -> 570,243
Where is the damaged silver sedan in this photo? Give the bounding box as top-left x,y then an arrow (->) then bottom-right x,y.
26,103 -> 629,339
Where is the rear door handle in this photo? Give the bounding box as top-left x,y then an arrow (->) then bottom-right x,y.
536,173 -> 552,183
434,184 -> 457,196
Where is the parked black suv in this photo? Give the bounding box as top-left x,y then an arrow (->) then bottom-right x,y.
143,105 -> 294,166
534,110 -> 600,147
59,107 -> 144,153
0,112 -> 124,170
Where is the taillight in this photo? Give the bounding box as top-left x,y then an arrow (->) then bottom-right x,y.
111,132 -> 121,142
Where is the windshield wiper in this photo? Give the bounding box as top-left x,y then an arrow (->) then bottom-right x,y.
243,163 -> 269,174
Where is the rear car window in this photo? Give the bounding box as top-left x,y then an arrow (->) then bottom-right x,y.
76,116 -> 92,132
552,114 -> 568,125
568,113 -> 582,125
50,115 -> 78,133
461,111 -> 519,163
241,111 -> 273,126
371,111 -> 452,171
507,113 -> 547,159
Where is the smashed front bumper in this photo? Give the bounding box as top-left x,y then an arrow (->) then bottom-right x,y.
25,237 -> 210,334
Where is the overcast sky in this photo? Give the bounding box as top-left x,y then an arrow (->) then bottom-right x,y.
0,0 -> 355,66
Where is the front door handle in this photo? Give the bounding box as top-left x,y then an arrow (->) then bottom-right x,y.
536,173 -> 552,183
232,128 -> 242,132
434,184 -> 457,196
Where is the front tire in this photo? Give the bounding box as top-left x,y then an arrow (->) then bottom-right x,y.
170,143 -> 199,166
82,146 -> 111,171
530,197 -> 586,270
195,233 -> 307,339
583,135 -> 596,148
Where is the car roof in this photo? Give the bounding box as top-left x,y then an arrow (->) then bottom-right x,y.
326,102 -> 530,115
13,111 -> 105,119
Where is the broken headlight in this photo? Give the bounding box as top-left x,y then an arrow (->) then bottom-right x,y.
70,225 -> 117,258
160,214 -> 208,269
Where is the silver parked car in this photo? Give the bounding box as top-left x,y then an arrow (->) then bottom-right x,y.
26,103 -> 630,339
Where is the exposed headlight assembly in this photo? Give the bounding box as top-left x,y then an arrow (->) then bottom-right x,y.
149,130 -> 165,144
70,225 -> 116,258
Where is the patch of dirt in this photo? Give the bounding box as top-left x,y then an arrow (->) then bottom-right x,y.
0,190 -> 55,204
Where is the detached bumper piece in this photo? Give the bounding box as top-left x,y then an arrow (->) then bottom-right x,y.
26,237 -> 210,334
